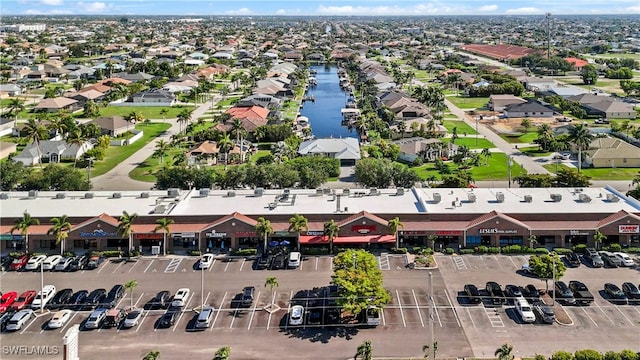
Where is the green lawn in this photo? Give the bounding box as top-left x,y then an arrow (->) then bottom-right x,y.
520,146 -> 552,157
447,96 -> 489,109
544,164 -> 640,180
97,105 -> 194,120
412,152 -> 525,181
500,132 -> 538,144
441,120 -> 477,135
91,122 -> 171,177
445,137 -> 495,149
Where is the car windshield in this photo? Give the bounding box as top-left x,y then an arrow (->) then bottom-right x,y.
127,311 -> 140,319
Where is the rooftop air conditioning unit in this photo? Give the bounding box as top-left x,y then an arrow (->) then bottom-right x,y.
199,189 -> 209,197
227,191 -> 236,197
284,188 -> 290,195
0,193 -> 8,200
323,188 -> 331,195
432,193 -> 441,203
84,193 -> 94,199
343,188 -> 350,195
153,205 -> 166,214
370,188 -> 378,195
112,192 -> 122,199
28,190 -> 38,198
496,192 -> 504,203
396,187 -> 404,195
524,195 -> 533,203
140,192 -> 150,198
56,193 -> 66,199
578,193 -> 592,203
254,188 -> 264,197
550,194 -> 562,202
316,188 -> 324,196
468,193 -> 476,203
167,188 -> 179,198
606,193 -> 620,202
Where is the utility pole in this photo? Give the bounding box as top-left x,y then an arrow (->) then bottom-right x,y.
429,272 -> 435,360
546,13 -> 552,59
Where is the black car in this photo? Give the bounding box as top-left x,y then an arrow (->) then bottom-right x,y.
621,283 -> 640,304
270,254 -> 286,270
504,285 -> 524,299
523,285 -> 540,302
604,283 -> 628,305
67,290 -> 89,310
149,291 -> 170,309
307,308 -> 322,325
85,289 -> 107,309
463,284 -> 481,304
1,256 -> 12,272
565,252 -> 581,267
323,285 -> 340,307
600,253 -> 619,268
532,303 -> 555,324
554,281 -> 576,305
485,282 -> 505,305
242,286 -> 255,306
86,256 -> 106,270
102,285 -> 125,308
256,255 -> 270,270
158,311 -> 179,328
325,308 -> 340,325
47,288 -> 73,310
69,256 -> 89,271
0,310 -> 15,331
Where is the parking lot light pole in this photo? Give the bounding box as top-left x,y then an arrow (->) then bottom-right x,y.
40,262 -> 44,313
429,272 -> 435,360
200,255 -> 205,309
551,252 -> 556,307
507,156 -> 513,188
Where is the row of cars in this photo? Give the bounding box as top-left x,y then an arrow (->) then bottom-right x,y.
568,249 -> 636,268
464,282 -> 553,324
3,254 -> 104,272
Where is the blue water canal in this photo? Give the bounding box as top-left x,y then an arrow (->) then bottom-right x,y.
301,65 -> 357,139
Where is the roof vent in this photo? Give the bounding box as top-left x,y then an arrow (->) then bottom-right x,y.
140,192 -> 150,198
524,195 -> 533,203
112,192 -> 122,199
578,193 -> 592,203
369,188 -> 378,196
153,205 -> 166,214
227,191 -> 236,197
199,189 -> 210,197
550,193 -> 562,202
254,188 -> 264,197
468,193 -> 476,203
432,193 -> 441,203
84,192 -> 94,199
323,188 -> 331,195
606,193 -> 620,202
315,188 -> 324,196
343,188 -> 350,195
0,193 -> 8,200
495,192 -> 504,203
28,190 -> 38,198
167,188 -> 179,197
396,187 -> 404,195
56,193 -> 66,199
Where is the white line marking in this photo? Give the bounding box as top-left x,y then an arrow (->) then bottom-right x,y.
492,255 -> 504,270
315,257 -> 318,271
136,310 -> 149,332
412,289 -> 425,328
581,307 -> 598,327
508,256 -> 518,269
133,293 -> 145,308
248,291 -> 260,330
594,302 -> 616,325
380,308 -> 386,326
283,290 -> 293,331
202,292 -> 211,307
614,305 -> 635,326
431,295 -> 442,327
211,291 -> 227,330
443,289 -> 462,327
209,259 -> 216,272
111,260 -> 125,274
465,308 -> 477,328
267,290 -> 278,330
224,260 -> 231,272
173,293 -> 194,332
299,257 -> 304,271
395,289 -> 406,327
96,262 -> 108,274
143,260 -> 155,273
127,260 -> 139,273
239,259 -> 246,272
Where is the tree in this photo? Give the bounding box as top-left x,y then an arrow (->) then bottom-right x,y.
255,217 -> 273,252
117,211 -> 138,257
217,132 -> 234,170
124,279 -> 138,310
83,100 -> 100,118
23,118 -> 48,168
160,108 -> 168,123
0,160 -> 29,190
11,212 -> 40,253
423,341 -> 438,359
593,230 -> 606,250
47,215 -> 71,255
323,219 -> 340,254
575,350 -> 604,360
552,351 -> 575,360
65,130 -> 88,168
520,118 -> 531,133
288,214 -> 308,251
554,168 -> 591,187
528,235 -> 538,249
264,276 -> 279,307
143,350 -> 159,360
528,253 -> 567,292
495,344 -> 514,360
47,117 -> 67,137
20,164 -> 91,191
568,123 -> 594,172
387,217 -> 404,249
213,346 -> 231,360
177,108 -> 193,132
354,340 -> 373,360
7,98 -> 25,126
231,117 -> 246,163
480,148 -> 492,166
154,217 -> 174,256
153,139 -> 170,164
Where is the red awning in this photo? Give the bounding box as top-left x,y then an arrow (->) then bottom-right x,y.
299,235 -> 395,245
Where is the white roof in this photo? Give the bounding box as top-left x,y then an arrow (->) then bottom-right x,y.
298,138 -> 360,160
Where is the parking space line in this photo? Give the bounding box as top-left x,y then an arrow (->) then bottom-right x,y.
111,260 -> 125,274
208,259 -> 216,272
299,257 -> 304,271
20,316 -> 38,334
330,258 -> 333,270
315,257 -> 318,271
201,292 -> 211,308
164,258 -> 182,273
174,293 -> 194,332
143,260 -> 155,273
581,307 -> 598,327
58,312 -> 78,333
477,256 -> 489,269
395,289 -> 406,327
614,305 -> 635,326
127,260 -> 140,273
465,308 -> 477,328
283,290 -> 293,331
247,291 -> 260,330
594,303 -> 616,325
96,262 -> 109,274
266,290 -> 279,330
211,291 -> 227,330
431,295 -> 442,327
443,290 -> 462,327
136,310 -> 149,332
492,255 -> 504,270
508,256 -> 518,269
133,293 -> 145,308
224,260 -> 233,272
380,308 -> 386,326
239,259 -> 246,272
411,289 -> 424,327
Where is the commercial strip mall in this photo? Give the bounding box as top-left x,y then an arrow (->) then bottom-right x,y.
1,186 -> 640,254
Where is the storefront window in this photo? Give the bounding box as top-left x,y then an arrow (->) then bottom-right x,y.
499,236 -> 523,246
107,239 -> 127,248
238,237 -> 258,248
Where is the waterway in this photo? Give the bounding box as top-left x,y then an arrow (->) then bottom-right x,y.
302,65 -> 357,139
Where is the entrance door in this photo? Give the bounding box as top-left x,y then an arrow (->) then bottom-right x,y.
49,240 -> 57,250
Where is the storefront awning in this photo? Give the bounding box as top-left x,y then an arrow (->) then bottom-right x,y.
299,234 -> 395,245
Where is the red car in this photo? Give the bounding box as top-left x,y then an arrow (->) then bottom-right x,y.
9,255 -> 29,271
0,292 -> 18,313
11,291 -> 37,311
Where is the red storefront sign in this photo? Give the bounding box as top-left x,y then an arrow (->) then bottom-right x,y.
236,232 -> 256,237
618,225 -> 639,234
133,233 -> 164,240
435,230 -> 462,236
351,225 -> 376,234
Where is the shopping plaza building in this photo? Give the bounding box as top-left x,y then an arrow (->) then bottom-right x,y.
1,186 -> 640,254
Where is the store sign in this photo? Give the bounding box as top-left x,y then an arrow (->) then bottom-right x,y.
134,233 -> 163,240
236,231 -> 256,237
435,231 -> 462,236
307,231 -> 324,236
402,231 -> 427,235
0,234 -> 23,240
352,225 -> 376,234
173,232 -> 196,238
478,228 -> 518,234
618,225 -> 639,234
206,231 -> 228,238
79,228 -> 116,238
274,231 -> 290,236
570,230 -> 590,236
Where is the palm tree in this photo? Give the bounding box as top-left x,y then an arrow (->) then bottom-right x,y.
65,130 -> 87,168
143,350 -> 160,360
536,124 -> 555,151
213,346 -> 231,360
177,108 -> 193,133
217,132 -> 234,170
288,214 -> 308,251
7,98 -> 25,126
126,111 -> 144,129
83,100 -> 100,118
22,118 -> 48,167
11,212 -> 40,253
323,220 -> 340,254
154,217 -> 174,256
480,148 -> 492,166
354,340 -> 373,360
387,217 -> 404,249
593,230 -> 606,250
47,215 -> 71,255
423,341 -> 438,359
159,108 -> 168,123
495,344 -> 514,360
117,211 -> 138,257
124,279 -> 138,310
568,123 -> 594,173
153,139 -> 170,164
46,117 -> 67,137
231,118 -> 246,163
264,276 -> 279,307
256,217 -> 273,252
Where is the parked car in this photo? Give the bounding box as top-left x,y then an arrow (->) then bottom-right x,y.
149,291 -> 170,309
565,252 -> 581,267
287,252 -> 302,268
9,255 -> 29,271
613,252 -> 635,267
504,285 -> 524,302
532,302 -> 555,324
604,283 -> 628,305
47,288 -> 73,310
599,251 -> 621,268
195,307 -> 215,329
256,255 -> 271,270
85,289 -> 107,309
463,284 -> 481,304
11,291 -> 37,311
103,308 -> 127,328
0,310 -> 15,332
0,256 -> 11,271
520,263 -> 535,275
514,296 -> 536,323
47,309 -> 72,329
67,290 -> 89,310
54,257 -> 74,271
523,285 -> 540,302
568,281 -> 594,306
0,292 -> 18,314
199,254 -> 214,270
594,118 -> 610,124
554,281 -> 576,305
158,311 -> 179,328
289,305 -> 304,325
31,285 -> 57,309
69,256 -> 89,271
123,309 -> 143,328
585,252 -> 604,267
25,255 -> 47,271
621,282 -> 640,304
42,255 -> 63,270
86,256 -> 105,270
102,285 -> 125,308
485,282 -> 505,305
171,288 -> 190,308
307,308 -> 323,325
241,286 -> 255,307
85,308 -> 108,329
6,309 -> 35,331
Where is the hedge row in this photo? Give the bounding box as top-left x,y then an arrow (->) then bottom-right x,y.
550,349 -> 638,360
230,248 -> 257,256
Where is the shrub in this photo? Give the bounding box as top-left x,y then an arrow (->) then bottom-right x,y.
230,248 -> 257,256
619,350 -> 638,360
188,250 -> 202,256
416,247 -> 434,256
444,247 -> 455,255
9,252 -> 25,258
533,248 -> 550,254
575,349 -> 604,360
572,244 -> 587,253
390,247 -> 408,254
534,355 -> 547,360
101,250 -> 123,258
459,248 -> 475,255
552,248 -> 573,255
475,245 -> 488,253
552,351 -> 574,360
605,243 -> 622,252
625,247 -> 640,254
604,351 -> 622,360
63,251 -> 76,258
486,246 -> 501,254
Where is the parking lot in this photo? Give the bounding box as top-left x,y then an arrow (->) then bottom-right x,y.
1,253 -> 638,359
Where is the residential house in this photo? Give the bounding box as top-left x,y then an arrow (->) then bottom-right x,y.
298,138 -> 361,166
393,137 -> 452,163
503,101 -> 554,118
90,116 -> 132,136
222,106 -> 269,133
187,140 -> 241,165
568,94 -> 636,119
13,140 -> 93,166
132,89 -> 176,106
565,57 -> 589,71
66,89 -> 105,104
0,84 -> 22,97
112,72 -> 155,83
584,137 -> 640,168
33,97 -> 79,113
236,94 -> 281,119
488,95 -> 527,112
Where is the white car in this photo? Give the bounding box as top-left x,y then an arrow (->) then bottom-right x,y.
171,288 -> 191,307
42,255 -> 63,270
31,285 -> 56,309
289,305 -> 304,326
25,255 -> 47,271
6,309 -> 35,331
48,309 -> 72,329
54,257 -> 74,271
614,252 -> 635,267
85,308 -> 107,329
199,254 -> 214,270
123,309 -> 143,328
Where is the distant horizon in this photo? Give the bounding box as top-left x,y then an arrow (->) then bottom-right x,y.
2,0 -> 639,17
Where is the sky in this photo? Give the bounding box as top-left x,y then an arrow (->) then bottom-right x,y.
2,0 -> 640,16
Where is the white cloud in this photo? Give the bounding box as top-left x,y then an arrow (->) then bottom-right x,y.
41,0 -> 63,5
224,7 -> 253,15
479,5 -> 498,12
275,9 -> 286,15
77,2 -> 107,13
316,4 -> 453,16
505,7 -> 544,15
24,8 -> 72,14
626,5 -> 640,12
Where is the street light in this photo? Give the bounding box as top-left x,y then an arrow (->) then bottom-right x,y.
475,117 -> 479,146
200,255 -> 205,309
507,156 -> 513,188
551,251 -> 556,307
39,260 -> 44,314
